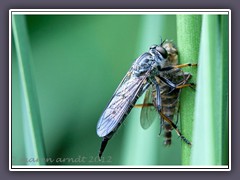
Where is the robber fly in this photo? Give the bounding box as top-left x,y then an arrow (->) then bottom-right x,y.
97,39 -> 196,158
139,40 -> 194,146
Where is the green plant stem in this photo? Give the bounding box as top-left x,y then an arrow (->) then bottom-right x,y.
122,15 -> 178,165
191,15 -> 218,165
176,15 -> 202,165
220,15 -> 229,166
12,15 -> 46,165
122,15 -> 168,165
191,15 -> 229,165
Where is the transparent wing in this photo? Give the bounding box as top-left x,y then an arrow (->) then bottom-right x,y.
140,84 -> 159,129
97,70 -> 148,137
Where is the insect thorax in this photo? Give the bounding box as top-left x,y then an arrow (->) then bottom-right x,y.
132,50 -> 166,77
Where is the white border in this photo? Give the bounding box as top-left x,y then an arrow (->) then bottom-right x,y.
228,10 -> 232,172
9,9 -> 231,171
11,165 -> 229,171
11,9 -> 229,15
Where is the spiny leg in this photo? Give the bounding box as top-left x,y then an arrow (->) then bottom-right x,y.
175,73 -> 196,90
176,83 -> 195,89
159,116 -> 164,136
173,63 -> 197,69
160,63 -> 197,71
134,103 -> 154,108
177,73 -> 192,86
159,111 -> 191,146
134,103 -> 191,145
159,76 -> 195,94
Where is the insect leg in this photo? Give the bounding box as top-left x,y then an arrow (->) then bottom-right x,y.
177,72 -> 192,86
159,76 -> 195,91
174,63 -> 197,69
159,111 -> 192,146
175,72 -> 196,90
159,76 -> 176,89
134,103 -> 154,108
152,79 -> 161,111
152,79 -> 169,137
160,63 -> 197,71
176,83 -> 195,89
159,116 -> 164,136
176,103 -> 180,125
158,76 -> 178,94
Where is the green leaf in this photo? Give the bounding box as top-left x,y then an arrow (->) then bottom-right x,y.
220,15 -> 229,166
12,15 -> 46,165
191,15 -> 229,165
121,15 -> 180,165
176,15 -> 202,165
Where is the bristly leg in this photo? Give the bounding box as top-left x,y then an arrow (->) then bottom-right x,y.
134,103 -> 154,108
159,110 -> 192,146
160,63 -> 197,72
174,63 -> 197,69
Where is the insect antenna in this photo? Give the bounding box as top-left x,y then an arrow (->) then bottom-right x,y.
160,37 -> 167,46
160,36 -> 163,45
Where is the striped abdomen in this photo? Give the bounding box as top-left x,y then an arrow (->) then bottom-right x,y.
155,68 -> 184,146
161,84 -> 180,146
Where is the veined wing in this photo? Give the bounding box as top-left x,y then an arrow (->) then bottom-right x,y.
97,71 -> 149,137
140,84 -> 159,129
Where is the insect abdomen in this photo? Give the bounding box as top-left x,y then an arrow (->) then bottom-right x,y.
161,82 -> 180,146
163,123 -> 172,146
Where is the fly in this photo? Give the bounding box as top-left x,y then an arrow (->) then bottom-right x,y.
96,39 -> 197,158
139,40 -> 194,146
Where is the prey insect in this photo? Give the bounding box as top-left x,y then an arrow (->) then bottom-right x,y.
137,41 -> 195,146
96,39 -> 196,158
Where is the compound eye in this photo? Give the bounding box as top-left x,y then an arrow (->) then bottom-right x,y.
150,45 -> 157,49
156,46 -> 168,59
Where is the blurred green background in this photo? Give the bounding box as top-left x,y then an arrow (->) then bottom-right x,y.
12,14 -> 229,166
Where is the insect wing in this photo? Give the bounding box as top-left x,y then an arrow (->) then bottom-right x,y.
97,71 -> 148,137
140,84 -> 159,129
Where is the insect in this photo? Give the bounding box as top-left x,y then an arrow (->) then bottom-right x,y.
138,40 -> 194,146
96,39 -> 196,158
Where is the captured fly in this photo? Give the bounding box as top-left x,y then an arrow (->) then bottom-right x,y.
97,39 -> 196,158
139,40 -> 194,146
